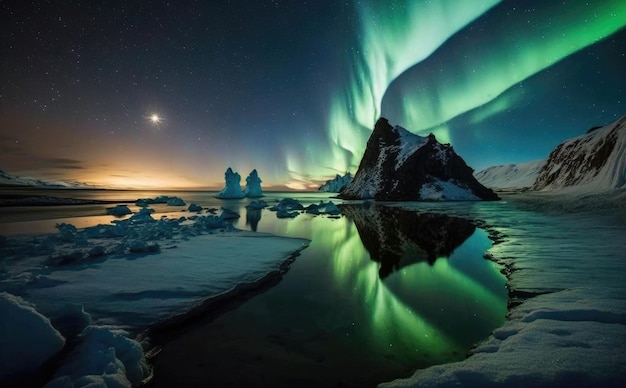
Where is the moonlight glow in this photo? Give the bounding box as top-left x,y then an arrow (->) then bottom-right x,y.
149,114 -> 162,125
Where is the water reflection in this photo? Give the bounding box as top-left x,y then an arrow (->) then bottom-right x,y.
318,204 -> 507,365
340,204 -> 476,278
245,208 -> 262,231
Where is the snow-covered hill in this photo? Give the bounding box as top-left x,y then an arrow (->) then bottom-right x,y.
474,160 -> 546,190
318,173 -> 352,192
532,115 -> 626,193
339,118 -> 498,201
0,170 -> 97,189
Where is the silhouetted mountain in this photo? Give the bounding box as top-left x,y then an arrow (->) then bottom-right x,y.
339,118 -> 498,201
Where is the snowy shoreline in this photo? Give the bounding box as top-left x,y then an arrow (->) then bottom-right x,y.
146,242 -> 307,343
0,199 -> 310,387
382,191 -> 626,387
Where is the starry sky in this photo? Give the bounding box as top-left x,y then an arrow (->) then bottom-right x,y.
1,0 -> 625,190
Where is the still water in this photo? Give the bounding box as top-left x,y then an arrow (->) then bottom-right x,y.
0,189 -> 508,385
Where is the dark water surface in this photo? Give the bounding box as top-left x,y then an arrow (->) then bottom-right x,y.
0,189 -> 508,386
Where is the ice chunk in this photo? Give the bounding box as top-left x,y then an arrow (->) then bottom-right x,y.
0,292 -> 65,382
187,203 -> 202,212
244,169 -> 264,197
216,167 -> 245,199
129,207 -> 156,224
106,205 -> 132,216
220,208 -> 240,220
166,197 -> 186,206
269,198 -> 304,211
45,326 -> 150,388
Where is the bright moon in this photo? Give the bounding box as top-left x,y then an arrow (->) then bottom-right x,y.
150,114 -> 161,124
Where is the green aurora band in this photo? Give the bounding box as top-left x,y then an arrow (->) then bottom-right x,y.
323,0 -> 626,177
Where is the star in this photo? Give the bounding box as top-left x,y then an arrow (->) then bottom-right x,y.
149,114 -> 162,124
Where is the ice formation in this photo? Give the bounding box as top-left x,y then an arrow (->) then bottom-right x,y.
216,167 -> 245,199
106,204 -> 132,216
0,292 -> 65,383
45,326 -> 150,388
188,203 -> 202,212
244,169 -> 264,197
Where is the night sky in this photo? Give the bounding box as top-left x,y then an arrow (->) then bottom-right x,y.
1,1 -> 625,189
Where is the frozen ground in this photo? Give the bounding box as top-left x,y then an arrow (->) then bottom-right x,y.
381,191 -> 626,387
0,203 -> 308,386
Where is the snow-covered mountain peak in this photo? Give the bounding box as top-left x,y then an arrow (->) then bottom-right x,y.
394,125 -> 430,169
339,118 -> 498,201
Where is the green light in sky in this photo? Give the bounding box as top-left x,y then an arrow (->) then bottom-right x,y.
322,0 -> 626,178
325,0 -> 501,174
384,0 -> 626,136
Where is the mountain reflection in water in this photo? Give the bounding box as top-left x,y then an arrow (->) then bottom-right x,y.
339,204 -> 476,278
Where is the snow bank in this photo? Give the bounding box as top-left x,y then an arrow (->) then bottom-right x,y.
0,292 -> 65,382
45,326 -> 150,388
381,288 -> 626,388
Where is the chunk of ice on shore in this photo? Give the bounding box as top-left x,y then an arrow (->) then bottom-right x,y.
0,292 -> 65,382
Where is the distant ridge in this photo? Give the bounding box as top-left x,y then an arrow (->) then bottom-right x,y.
474,160 -> 546,190
0,169 -> 98,189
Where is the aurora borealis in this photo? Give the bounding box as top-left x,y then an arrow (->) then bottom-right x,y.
1,1 -> 625,189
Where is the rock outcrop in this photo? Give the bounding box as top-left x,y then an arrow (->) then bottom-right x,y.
339,118 -> 499,201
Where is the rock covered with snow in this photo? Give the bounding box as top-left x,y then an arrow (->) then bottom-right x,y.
318,173 -> 353,192
339,118 -> 499,201
532,115 -> 626,193
244,169 -> 264,197
474,160 -> 546,190
0,292 -> 65,383
216,167 -> 245,199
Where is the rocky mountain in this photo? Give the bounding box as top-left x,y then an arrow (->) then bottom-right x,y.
338,118 -> 499,201
474,160 -> 546,190
318,172 -> 352,192
532,115 -> 626,192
